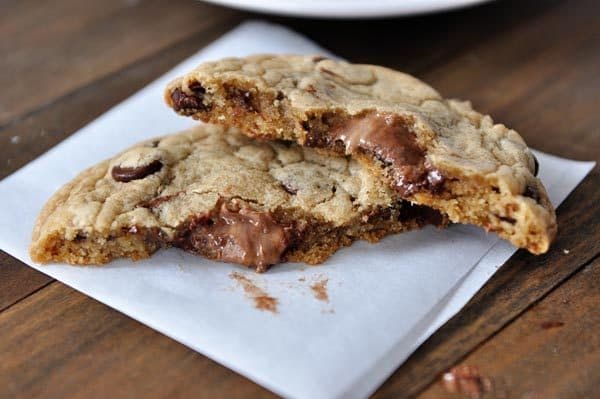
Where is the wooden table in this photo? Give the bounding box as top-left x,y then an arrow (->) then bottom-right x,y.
1,0 -> 598,398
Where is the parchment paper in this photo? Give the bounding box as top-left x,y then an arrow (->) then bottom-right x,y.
0,21 -> 594,399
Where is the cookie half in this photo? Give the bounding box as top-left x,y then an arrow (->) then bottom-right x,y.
31,124 -> 445,271
165,54 -> 557,254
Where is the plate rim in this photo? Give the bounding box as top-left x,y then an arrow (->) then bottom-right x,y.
199,0 -> 494,18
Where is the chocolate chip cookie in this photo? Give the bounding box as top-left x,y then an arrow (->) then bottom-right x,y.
30,124 -> 444,271
165,54 -> 557,254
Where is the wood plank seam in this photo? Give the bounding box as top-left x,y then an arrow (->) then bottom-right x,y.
0,279 -> 55,314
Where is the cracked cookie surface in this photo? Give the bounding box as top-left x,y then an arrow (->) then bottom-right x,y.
165,54 -> 557,254
30,124 -> 444,271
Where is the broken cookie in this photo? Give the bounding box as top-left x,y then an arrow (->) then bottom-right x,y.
30,124 -> 445,272
165,54 -> 556,254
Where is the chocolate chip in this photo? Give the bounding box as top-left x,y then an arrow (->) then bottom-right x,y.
523,184 -> 540,202
276,91 -> 285,101
188,81 -> 205,94
281,182 -> 297,195
170,88 -> 207,113
301,120 -> 310,131
426,169 -> 445,193
533,154 -> 539,176
225,86 -> 260,112
400,203 -> 445,227
496,215 -> 517,224
112,160 -> 163,182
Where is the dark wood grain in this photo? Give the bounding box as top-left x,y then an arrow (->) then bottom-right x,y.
0,282 -> 277,399
373,0 -> 600,394
270,0 -> 562,74
417,257 -> 600,399
0,0 -> 235,126
0,252 -> 52,312
0,0 -> 598,398
374,171 -> 600,398
418,0 -> 600,163
0,21 -> 240,180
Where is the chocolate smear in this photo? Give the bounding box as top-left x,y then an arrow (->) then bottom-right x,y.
230,272 -> 278,313
178,201 -> 290,271
323,112 -> 445,196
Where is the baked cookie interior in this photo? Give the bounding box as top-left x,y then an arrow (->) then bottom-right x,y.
165,54 -> 556,254
31,124 -> 445,271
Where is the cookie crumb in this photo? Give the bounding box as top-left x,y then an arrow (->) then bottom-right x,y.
310,276 -> 329,302
441,365 -> 492,399
177,264 -> 189,273
230,272 -> 278,313
540,320 -> 564,330
10,135 -> 20,144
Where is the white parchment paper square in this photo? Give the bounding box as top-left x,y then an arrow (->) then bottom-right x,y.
0,21 -> 594,399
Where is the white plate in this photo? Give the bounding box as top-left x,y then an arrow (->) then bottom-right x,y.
200,0 -> 494,18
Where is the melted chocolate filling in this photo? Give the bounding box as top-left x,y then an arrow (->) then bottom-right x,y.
139,196 -> 446,270
176,201 -> 290,270
304,112 -> 445,197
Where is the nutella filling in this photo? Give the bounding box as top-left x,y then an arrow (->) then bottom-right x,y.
311,112 -> 444,197
141,197 -> 446,269
181,201 -> 289,269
